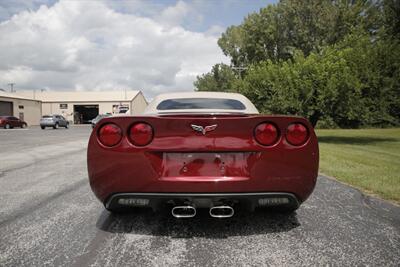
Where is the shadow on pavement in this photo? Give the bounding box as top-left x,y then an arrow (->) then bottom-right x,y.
96,207 -> 300,238
318,136 -> 396,145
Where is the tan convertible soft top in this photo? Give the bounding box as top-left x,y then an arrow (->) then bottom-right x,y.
143,92 -> 259,115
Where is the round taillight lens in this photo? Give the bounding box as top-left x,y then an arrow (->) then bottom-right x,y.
286,123 -> 309,146
98,123 -> 122,147
129,122 -> 153,146
254,122 -> 279,146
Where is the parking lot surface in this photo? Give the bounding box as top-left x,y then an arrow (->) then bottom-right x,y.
0,127 -> 399,266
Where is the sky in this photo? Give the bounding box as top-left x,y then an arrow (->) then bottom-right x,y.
0,0 -> 276,98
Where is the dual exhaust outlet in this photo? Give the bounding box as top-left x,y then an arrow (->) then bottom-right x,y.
171,205 -> 234,218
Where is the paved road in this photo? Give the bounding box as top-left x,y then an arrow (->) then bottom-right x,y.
0,127 -> 399,266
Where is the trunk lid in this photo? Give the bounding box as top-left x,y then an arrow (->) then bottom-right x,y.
98,114 -> 313,152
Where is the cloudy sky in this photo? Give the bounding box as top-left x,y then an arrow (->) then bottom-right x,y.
0,0 -> 275,98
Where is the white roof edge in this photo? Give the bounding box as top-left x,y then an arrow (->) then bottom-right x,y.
0,91 -> 42,101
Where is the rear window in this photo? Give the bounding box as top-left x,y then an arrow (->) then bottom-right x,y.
42,115 -> 52,118
156,98 -> 246,110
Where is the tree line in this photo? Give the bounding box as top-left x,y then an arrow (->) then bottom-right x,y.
194,0 -> 400,128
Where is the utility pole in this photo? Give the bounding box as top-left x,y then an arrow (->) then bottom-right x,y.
8,83 -> 15,93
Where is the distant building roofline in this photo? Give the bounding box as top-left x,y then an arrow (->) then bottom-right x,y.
0,91 -> 42,101
11,90 -> 141,102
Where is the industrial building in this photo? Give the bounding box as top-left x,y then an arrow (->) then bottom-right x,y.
0,90 -> 147,126
0,91 -> 42,126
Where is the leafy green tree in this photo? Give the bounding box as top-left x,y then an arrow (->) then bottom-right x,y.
238,49 -> 363,127
382,0 -> 400,38
333,32 -> 400,126
194,63 -> 238,92
218,26 -> 246,67
237,32 -> 400,127
218,0 -> 380,67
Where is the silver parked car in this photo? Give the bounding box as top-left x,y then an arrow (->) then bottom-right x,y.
40,115 -> 69,129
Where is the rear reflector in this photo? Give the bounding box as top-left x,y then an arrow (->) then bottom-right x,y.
254,122 -> 279,146
98,123 -> 122,147
286,123 -> 309,146
118,198 -> 149,206
129,122 -> 154,146
258,197 -> 289,206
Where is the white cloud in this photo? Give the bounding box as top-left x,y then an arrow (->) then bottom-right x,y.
0,0 -> 228,98
158,0 -> 190,27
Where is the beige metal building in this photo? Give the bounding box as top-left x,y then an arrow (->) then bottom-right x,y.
0,91 -> 42,126
0,90 -> 147,125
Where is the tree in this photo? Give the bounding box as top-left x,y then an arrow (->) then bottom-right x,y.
382,0 -> 400,38
217,0 -> 380,67
237,32 -> 400,127
194,63 -> 238,92
237,49 -> 363,127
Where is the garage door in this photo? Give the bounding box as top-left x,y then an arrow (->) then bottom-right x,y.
0,101 -> 13,116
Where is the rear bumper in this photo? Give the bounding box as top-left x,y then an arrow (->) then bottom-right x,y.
105,192 -> 300,211
40,122 -> 56,126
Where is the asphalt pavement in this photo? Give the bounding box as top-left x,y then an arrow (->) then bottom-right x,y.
0,126 -> 399,266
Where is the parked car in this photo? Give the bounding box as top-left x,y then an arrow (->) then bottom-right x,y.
91,113 -> 112,129
0,116 -> 27,129
87,92 -> 319,218
40,115 -> 69,129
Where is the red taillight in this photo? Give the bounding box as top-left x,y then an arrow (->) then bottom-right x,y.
286,123 -> 309,146
98,123 -> 122,147
129,122 -> 153,146
254,122 -> 279,146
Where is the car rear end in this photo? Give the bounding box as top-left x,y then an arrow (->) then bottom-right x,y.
87,112 -> 319,217
0,116 -> 7,127
40,116 -> 56,127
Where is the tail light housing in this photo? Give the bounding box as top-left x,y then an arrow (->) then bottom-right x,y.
98,123 -> 122,147
286,123 -> 309,146
129,122 -> 154,146
254,122 -> 279,146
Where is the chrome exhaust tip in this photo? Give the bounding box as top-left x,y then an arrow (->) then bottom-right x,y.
171,206 -> 196,218
209,206 -> 234,218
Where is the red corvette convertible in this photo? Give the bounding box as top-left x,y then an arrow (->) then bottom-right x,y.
87,92 -> 319,218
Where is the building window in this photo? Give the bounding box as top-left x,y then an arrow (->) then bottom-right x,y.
60,103 -> 68,109
18,105 -> 24,109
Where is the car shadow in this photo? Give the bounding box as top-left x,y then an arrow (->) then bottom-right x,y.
96,208 -> 300,238
318,136 -> 396,145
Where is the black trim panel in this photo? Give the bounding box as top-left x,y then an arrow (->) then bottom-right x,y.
105,192 -> 300,211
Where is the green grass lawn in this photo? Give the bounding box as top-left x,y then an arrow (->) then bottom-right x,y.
316,128 -> 400,203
